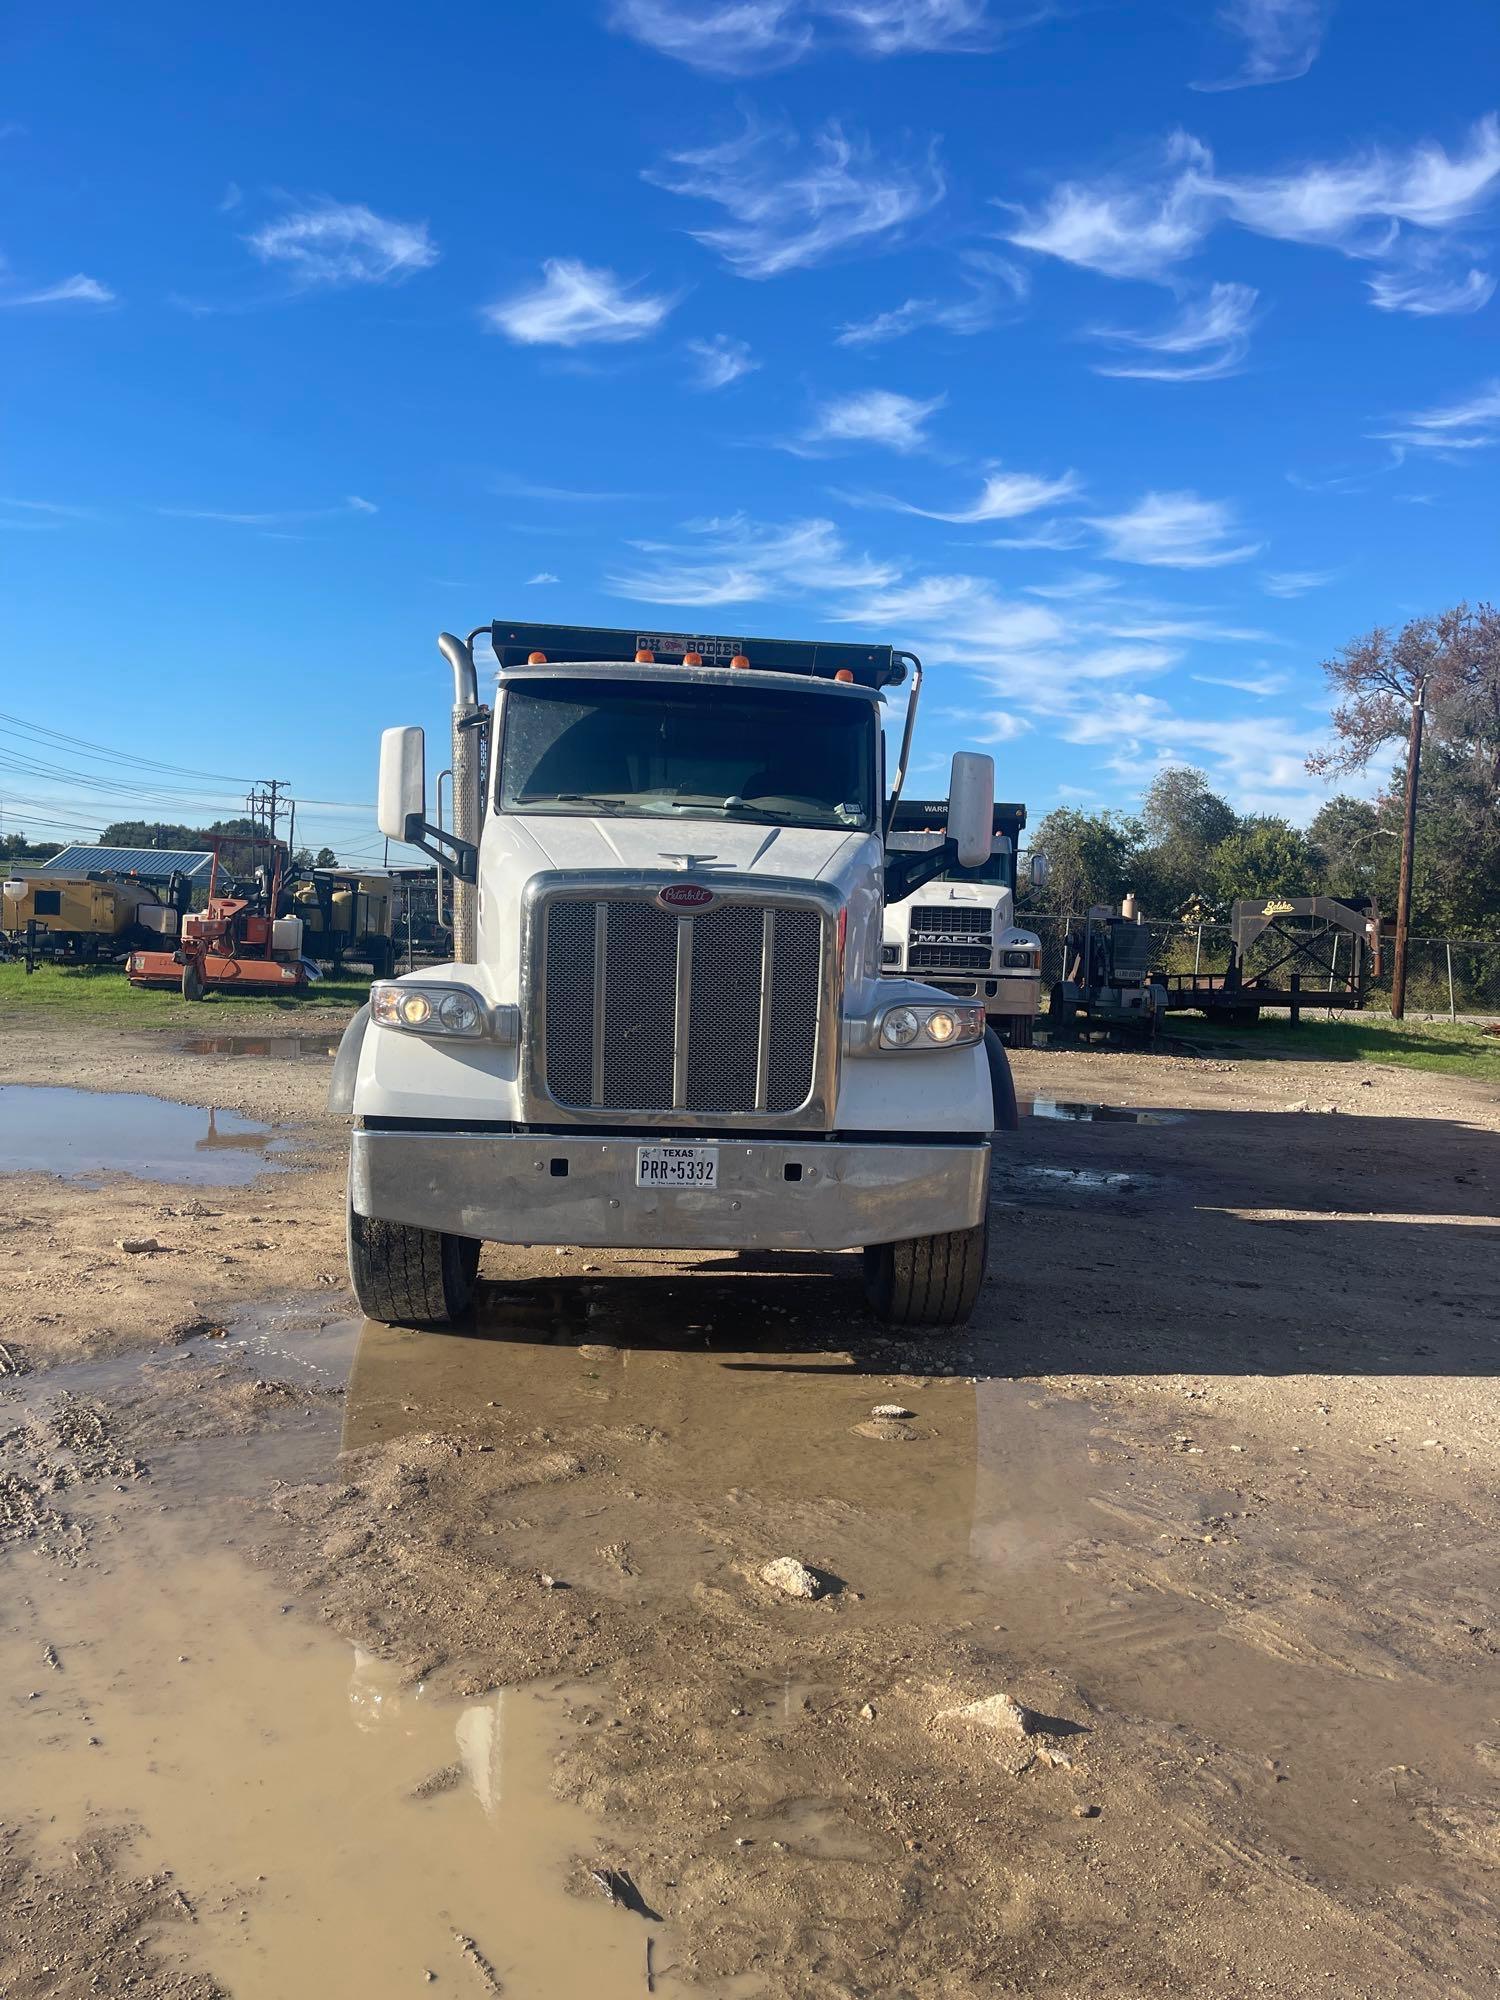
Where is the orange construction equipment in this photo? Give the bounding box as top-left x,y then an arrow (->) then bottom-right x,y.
127,848 -> 310,1000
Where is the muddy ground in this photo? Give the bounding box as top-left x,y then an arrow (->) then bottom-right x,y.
1,1012 -> 1497,1998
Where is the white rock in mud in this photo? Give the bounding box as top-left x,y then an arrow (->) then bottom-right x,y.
760,1556 -> 824,1600
871,1404 -> 915,1421
941,1692 -> 1043,1738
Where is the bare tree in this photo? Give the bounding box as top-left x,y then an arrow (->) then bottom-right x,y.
1307,605 -> 1481,1018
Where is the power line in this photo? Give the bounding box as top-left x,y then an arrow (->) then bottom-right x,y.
0,710 -> 258,786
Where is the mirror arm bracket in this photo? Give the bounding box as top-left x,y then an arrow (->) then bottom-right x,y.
883,838 -> 959,906
402,815 -> 478,885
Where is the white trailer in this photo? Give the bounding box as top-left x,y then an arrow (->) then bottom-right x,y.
333,622 -> 1017,1332
881,801 -> 1043,1048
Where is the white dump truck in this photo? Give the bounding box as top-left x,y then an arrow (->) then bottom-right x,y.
881,800 -> 1043,1048
333,622 -> 1017,1332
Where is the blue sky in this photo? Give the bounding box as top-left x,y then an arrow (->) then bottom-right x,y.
3,0 -> 1497,864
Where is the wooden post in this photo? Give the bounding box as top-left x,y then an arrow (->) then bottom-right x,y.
1390,681 -> 1427,1021
1446,941 -> 1456,1023
1289,970 -> 1301,1028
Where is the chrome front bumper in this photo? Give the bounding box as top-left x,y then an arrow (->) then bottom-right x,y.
350,1128 -> 991,1251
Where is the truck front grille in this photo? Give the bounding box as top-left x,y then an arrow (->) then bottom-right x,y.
908,904 -> 993,972
541,897 -> 823,1117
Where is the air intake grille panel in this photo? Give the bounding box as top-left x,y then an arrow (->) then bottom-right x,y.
541,896 -> 824,1117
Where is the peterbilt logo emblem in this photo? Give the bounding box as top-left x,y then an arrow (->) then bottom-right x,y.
657,882 -> 717,912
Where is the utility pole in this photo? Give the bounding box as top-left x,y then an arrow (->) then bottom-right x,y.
1390,677 -> 1427,1022
246,780 -> 290,874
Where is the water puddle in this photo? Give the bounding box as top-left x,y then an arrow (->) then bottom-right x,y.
0,1519 -> 648,1998
177,1033 -> 341,1060
0,1084 -> 292,1186
1027,1097 -> 1188,1126
1006,1163 -> 1153,1192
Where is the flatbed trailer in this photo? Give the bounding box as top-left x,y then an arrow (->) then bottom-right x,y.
1163,895 -> 1381,1027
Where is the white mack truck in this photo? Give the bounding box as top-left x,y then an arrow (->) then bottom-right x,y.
332,622 -> 1018,1332
881,799 -> 1043,1049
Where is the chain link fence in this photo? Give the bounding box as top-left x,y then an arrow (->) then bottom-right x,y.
1020,912 -> 1500,1018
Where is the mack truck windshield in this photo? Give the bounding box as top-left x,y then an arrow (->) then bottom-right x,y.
333,622 -> 1018,1333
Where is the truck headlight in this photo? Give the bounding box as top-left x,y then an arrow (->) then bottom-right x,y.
876,1002 -> 984,1051
1003,949 -> 1036,968
372,980 -> 488,1038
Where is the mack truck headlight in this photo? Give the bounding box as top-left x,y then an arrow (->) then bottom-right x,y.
876,1002 -> 985,1051
372,980 -> 490,1039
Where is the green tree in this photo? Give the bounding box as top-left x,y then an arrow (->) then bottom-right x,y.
313,846 -> 339,867
1307,795 -> 1389,900
1208,817 -> 1317,903
1132,766 -> 1238,912
1028,808 -> 1132,914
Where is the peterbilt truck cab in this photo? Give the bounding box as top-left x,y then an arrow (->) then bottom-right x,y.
881,801 -> 1043,1048
335,622 -> 1015,1332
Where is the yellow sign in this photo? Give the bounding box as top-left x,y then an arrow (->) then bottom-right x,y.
1262,898 -> 1295,916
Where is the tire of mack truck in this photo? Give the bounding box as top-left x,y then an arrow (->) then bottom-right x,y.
335,622 -> 1017,1335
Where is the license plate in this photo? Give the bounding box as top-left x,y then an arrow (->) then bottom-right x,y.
636,1144 -> 719,1189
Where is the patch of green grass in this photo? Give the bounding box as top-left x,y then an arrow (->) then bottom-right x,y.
0,960 -> 370,1026
1175,1010 -> 1500,1080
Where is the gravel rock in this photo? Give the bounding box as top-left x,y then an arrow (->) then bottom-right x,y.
871,1404 -> 915,1421
117,1237 -> 161,1255
760,1556 -> 825,1600
940,1692 -> 1044,1737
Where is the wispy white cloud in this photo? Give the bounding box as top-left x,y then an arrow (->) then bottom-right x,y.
1217,115 -> 1500,249
525,571 -> 559,585
484,259 -> 676,346
1260,567 -> 1337,597
1373,378 -> 1500,453
845,465 -> 1080,520
799,388 -> 944,453
988,519 -> 1086,551
1192,668 -> 1292,695
646,118 -> 944,279
835,249 -> 1027,345
246,200 -> 438,287
0,272 -> 116,307
820,0 -> 1005,56
611,0 -> 1020,72
999,132 -> 1215,282
1365,259 -> 1495,316
686,332 -> 759,388
1193,0 -> 1331,93
1001,118 -> 1500,311
493,475 -> 644,502
1088,490 -> 1261,568
218,182 -> 243,213
609,514 -> 899,605
156,496 -> 379,528
0,496 -> 91,518
1090,281 -> 1258,382
608,0 -> 810,73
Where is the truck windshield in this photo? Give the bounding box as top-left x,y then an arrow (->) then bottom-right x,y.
498,678 -> 876,831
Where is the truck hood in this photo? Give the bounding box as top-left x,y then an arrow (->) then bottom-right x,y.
497,812 -> 868,890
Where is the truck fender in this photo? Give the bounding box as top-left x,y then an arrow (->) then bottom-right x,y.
983,1027 -> 1019,1134
328,1003 -> 371,1116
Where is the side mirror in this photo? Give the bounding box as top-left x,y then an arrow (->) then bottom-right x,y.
378,726 -> 426,842
1028,851 -> 1050,891
946,751 -> 994,870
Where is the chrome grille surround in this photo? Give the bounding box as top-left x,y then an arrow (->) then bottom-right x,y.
520,871 -> 842,1131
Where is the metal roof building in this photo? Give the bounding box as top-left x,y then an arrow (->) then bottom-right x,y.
35,844 -> 218,884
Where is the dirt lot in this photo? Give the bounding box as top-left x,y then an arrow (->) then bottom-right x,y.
2,1013 -> 1497,1999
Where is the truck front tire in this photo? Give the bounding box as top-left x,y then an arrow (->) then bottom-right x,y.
347,1199 -> 480,1328
862,1218 -> 989,1330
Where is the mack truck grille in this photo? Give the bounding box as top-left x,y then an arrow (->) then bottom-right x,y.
907,904 -> 993,973
540,897 -> 823,1116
